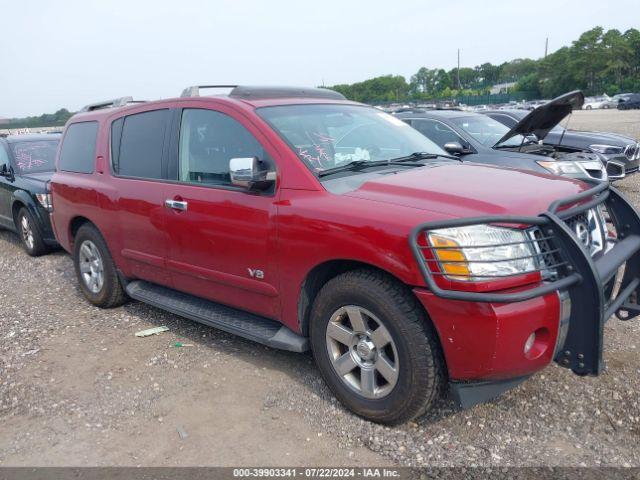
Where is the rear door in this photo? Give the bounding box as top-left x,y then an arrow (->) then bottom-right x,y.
106,108 -> 173,286
162,105 -> 280,319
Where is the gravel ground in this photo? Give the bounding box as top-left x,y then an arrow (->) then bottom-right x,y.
0,110 -> 639,467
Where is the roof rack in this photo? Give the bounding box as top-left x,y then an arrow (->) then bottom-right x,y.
80,97 -> 146,112
180,85 -> 346,101
180,85 -> 238,98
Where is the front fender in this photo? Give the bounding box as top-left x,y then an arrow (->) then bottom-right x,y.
11,190 -> 41,225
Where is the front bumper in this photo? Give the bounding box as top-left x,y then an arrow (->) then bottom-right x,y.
410,182 -> 640,406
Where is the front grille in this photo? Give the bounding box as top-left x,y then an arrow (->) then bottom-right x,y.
528,227 -> 562,280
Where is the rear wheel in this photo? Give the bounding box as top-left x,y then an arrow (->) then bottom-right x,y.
310,269 -> 445,424
17,207 -> 48,256
73,224 -> 127,308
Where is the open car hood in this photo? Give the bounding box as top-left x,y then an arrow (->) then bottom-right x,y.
494,90 -> 585,147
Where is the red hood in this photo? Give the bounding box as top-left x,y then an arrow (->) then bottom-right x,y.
344,163 -> 589,218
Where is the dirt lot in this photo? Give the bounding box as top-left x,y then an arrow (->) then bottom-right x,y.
0,110 -> 639,467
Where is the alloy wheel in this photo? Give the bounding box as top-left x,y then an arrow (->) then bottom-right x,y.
20,215 -> 34,250
325,305 -> 399,399
78,240 -> 104,294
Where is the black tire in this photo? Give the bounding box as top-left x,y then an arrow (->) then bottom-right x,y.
309,269 -> 445,425
17,207 -> 49,257
73,223 -> 127,308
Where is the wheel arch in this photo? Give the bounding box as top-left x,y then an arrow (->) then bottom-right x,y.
69,215 -> 98,247
11,192 -> 38,229
297,259 -> 433,337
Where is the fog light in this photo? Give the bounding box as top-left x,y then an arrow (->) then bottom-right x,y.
524,332 -> 536,355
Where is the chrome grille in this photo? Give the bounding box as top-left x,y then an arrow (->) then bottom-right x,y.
624,143 -> 638,160
564,208 -> 606,257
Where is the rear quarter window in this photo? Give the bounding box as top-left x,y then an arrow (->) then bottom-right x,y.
59,121 -> 99,174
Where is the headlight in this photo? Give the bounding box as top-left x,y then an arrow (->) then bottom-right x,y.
427,225 -> 536,281
536,160 -> 585,176
589,144 -> 623,155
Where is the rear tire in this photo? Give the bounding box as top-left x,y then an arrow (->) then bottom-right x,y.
310,269 -> 445,425
17,207 -> 48,257
73,223 -> 127,308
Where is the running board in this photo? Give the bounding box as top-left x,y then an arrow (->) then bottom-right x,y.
126,281 -> 309,352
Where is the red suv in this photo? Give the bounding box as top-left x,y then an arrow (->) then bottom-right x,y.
50,86 -> 640,424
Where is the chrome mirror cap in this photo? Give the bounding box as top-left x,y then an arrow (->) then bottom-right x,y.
229,157 -> 257,188
229,157 -> 276,191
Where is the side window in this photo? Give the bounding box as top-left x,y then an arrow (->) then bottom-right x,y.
114,109 -> 169,179
178,109 -> 268,186
491,114 -> 517,128
413,119 -> 463,148
59,122 -> 99,174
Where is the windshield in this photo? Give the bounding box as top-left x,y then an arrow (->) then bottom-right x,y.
451,116 -> 530,147
257,104 -> 447,173
9,140 -> 59,173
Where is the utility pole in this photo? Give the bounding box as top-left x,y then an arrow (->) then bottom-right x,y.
457,48 -> 461,89
544,37 -> 548,58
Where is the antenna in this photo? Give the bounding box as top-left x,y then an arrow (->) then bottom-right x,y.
544,37 -> 549,58
457,49 -> 462,89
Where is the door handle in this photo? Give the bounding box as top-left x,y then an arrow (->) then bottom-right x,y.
164,199 -> 188,211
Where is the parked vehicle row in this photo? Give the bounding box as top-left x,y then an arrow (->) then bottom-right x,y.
395,91 -> 617,182
2,85 -> 640,425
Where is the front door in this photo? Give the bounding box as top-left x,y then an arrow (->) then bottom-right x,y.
163,106 -> 280,319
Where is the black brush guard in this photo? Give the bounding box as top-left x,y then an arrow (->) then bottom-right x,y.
410,181 -> 640,376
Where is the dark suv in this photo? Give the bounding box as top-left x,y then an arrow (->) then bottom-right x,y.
50,86 -> 640,424
0,134 -> 60,255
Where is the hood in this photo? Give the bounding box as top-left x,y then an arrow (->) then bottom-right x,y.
495,90 -> 585,147
344,163 -> 588,218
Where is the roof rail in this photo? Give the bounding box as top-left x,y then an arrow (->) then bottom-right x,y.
180,85 -> 346,101
180,85 -> 238,98
80,97 -> 145,112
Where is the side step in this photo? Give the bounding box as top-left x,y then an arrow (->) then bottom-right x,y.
126,281 -> 309,352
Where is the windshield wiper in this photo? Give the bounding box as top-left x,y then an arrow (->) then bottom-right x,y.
318,152 -> 458,178
387,151 -> 461,162
318,159 -> 391,177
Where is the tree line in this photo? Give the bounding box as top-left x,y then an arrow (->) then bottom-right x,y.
329,27 -> 640,103
4,108 -> 73,130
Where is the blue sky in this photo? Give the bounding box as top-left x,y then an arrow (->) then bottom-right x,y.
1,0 -> 638,117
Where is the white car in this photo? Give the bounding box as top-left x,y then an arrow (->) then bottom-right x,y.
583,95 -> 617,110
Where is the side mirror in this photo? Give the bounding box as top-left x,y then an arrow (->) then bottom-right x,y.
0,164 -> 10,178
443,141 -> 466,155
229,157 -> 276,191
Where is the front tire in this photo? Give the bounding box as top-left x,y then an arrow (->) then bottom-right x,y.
73,224 -> 127,308
310,269 -> 445,424
17,207 -> 48,257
